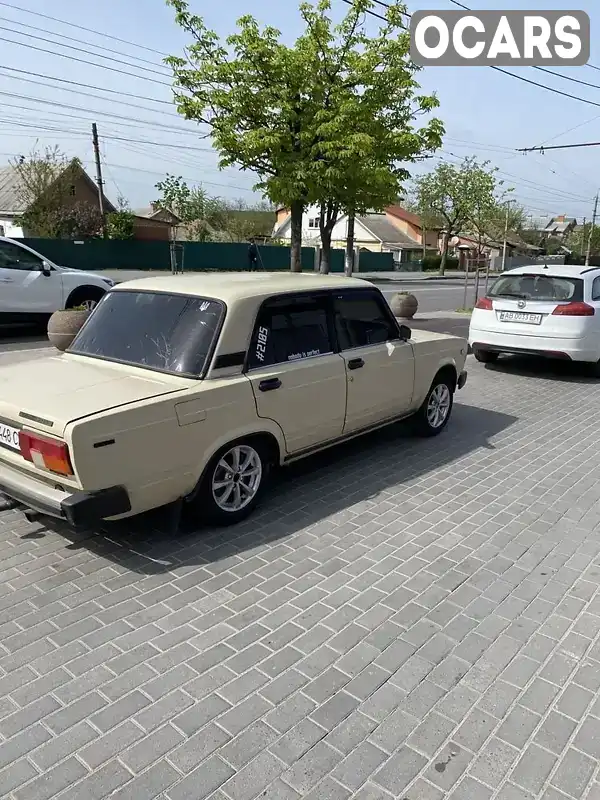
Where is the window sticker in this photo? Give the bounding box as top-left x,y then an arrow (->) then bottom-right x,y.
288,349 -> 321,361
255,325 -> 269,362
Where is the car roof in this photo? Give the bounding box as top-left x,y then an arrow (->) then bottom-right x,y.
111,271 -> 375,303
500,264 -> 600,279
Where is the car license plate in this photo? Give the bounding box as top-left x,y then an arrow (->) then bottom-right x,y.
0,422 -> 20,452
498,311 -> 542,325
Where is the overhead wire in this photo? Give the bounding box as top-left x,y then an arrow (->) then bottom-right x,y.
0,1 -> 169,57
0,66 -> 175,106
0,15 -> 170,72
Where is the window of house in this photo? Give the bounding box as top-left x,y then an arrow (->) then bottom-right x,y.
333,290 -> 399,350
307,218 -> 320,229
69,185 -> 76,196
248,295 -> 332,369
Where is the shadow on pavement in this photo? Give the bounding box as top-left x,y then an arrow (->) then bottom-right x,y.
28,402 -> 517,575
484,354 -> 600,384
409,317 -> 470,339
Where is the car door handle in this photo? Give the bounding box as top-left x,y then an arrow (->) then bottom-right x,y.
347,358 -> 364,370
0,277 -> 13,283
258,377 -> 282,392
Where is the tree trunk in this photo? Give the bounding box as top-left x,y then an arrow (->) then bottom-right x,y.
289,200 -> 303,272
320,226 -> 332,274
439,231 -> 450,276
318,201 -> 339,275
344,213 -> 355,276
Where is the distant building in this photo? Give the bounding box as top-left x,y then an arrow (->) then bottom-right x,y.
543,215 -> 577,238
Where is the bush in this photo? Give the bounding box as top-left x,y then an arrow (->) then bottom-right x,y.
420,255 -> 459,272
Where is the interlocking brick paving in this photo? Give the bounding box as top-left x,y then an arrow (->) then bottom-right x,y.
1,355 -> 600,799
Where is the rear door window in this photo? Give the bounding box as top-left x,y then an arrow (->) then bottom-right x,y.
333,290 -> 399,350
489,274 -> 583,302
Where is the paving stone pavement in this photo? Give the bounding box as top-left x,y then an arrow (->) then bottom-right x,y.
2,355 -> 600,799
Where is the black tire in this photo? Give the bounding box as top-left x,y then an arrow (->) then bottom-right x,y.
584,360 -> 600,378
66,286 -> 106,311
413,373 -> 454,437
474,349 -> 499,364
187,438 -> 272,526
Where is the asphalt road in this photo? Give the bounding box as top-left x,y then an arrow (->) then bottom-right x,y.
0,279 -> 473,356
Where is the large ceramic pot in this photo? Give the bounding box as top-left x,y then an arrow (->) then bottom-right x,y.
390,292 -> 418,319
47,308 -> 91,352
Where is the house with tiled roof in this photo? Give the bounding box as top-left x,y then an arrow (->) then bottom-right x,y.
0,163 -> 116,238
272,203 -> 438,261
543,215 -> 577,238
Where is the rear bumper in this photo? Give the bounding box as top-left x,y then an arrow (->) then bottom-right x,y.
0,461 -> 130,526
469,328 -> 599,363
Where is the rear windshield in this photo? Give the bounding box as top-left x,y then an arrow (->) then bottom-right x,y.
68,290 -> 224,377
488,274 -> 583,302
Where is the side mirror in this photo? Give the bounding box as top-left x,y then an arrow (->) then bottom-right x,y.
399,324 -> 412,341
41,261 -> 52,277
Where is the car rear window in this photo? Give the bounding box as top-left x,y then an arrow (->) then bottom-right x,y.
68,290 -> 224,377
488,274 -> 583,302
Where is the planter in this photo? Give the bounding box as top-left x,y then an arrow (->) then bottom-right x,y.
390,292 -> 418,319
47,309 -> 91,352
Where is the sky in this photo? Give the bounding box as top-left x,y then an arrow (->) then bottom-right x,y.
1,0 -> 599,225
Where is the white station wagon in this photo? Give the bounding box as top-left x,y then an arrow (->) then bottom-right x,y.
0,273 -> 468,527
469,264 -> 600,372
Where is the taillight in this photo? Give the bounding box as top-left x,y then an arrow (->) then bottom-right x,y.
475,297 -> 493,310
552,302 -> 595,316
19,432 -> 73,476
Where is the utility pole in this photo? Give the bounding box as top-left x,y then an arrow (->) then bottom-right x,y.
585,194 -> 598,266
501,199 -> 512,272
92,123 -> 106,238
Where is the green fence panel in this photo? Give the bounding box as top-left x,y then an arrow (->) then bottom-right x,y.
19,238 -> 319,273
357,251 -> 394,272
21,238 -> 171,271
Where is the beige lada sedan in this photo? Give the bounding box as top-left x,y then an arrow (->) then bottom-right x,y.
0,273 -> 468,527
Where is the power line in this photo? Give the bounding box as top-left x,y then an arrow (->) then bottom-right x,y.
91,159 -> 258,194
0,90 -> 206,137
0,15 -> 168,72
0,24 -> 171,78
361,0 -> 600,112
0,65 -> 174,106
517,141 -> 600,153
1,32 -> 172,87
0,71 -> 182,122
0,114 -> 215,153
0,1 -> 168,58
535,67 -> 600,93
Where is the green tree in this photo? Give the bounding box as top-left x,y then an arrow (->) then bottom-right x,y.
165,0 -> 442,272
566,223 -> 600,258
414,157 -> 503,275
153,174 -> 228,240
106,196 -> 135,239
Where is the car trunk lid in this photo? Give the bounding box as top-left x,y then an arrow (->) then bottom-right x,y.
0,352 -> 187,438
485,273 -> 589,339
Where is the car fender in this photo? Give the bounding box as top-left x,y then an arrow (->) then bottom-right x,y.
187,419 -> 286,496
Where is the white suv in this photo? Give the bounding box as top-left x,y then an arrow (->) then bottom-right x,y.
0,237 -> 114,325
469,264 -> 600,371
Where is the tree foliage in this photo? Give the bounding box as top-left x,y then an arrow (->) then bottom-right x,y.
414,157 -> 507,274
106,196 -> 135,239
152,174 -> 230,240
165,0 -> 443,271
11,146 -> 101,238
566,223 -> 600,258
